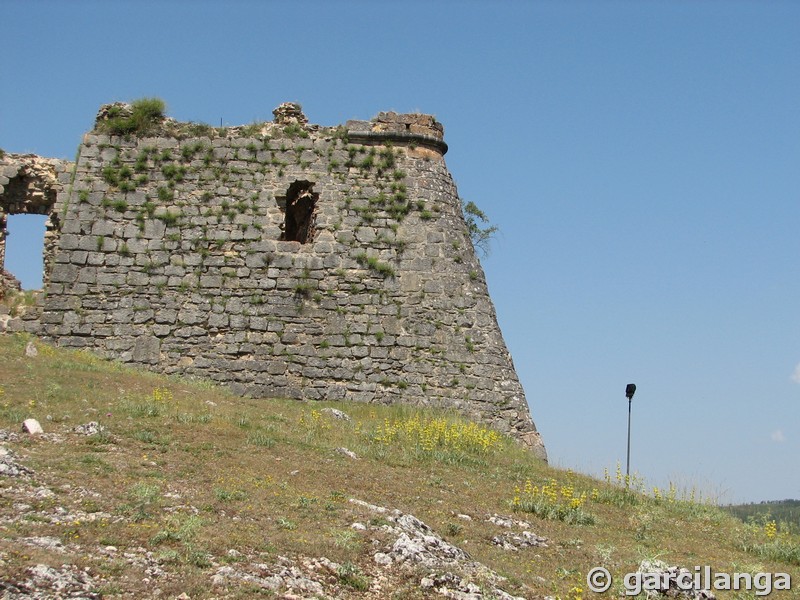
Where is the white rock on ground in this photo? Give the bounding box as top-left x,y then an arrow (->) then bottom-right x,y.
21,419 -> 43,435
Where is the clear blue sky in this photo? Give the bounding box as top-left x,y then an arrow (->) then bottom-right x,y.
3,0 -> 799,503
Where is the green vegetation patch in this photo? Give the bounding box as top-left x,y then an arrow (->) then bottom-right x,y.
99,97 -> 167,136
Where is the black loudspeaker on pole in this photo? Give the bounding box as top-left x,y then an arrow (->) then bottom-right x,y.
625,383 -> 636,478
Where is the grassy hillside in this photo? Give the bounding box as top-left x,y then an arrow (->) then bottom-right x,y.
1,332 -> 799,599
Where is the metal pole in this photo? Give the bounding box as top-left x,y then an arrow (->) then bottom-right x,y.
626,397 -> 632,479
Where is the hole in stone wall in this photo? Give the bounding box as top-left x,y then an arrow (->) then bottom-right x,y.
280,180 -> 318,244
3,214 -> 47,290
0,160 -> 61,295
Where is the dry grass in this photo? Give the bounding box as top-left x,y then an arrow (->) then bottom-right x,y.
0,332 -> 798,599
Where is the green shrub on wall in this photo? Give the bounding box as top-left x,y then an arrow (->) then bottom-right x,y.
462,200 -> 498,258
101,98 -> 167,136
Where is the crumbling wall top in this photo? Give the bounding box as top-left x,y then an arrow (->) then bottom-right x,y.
345,112 -> 443,140
0,153 -> 69,213
95,102 -> 133,128
272,102 -> 308,126
345,112 -> 447,156
372,111 -> 444,140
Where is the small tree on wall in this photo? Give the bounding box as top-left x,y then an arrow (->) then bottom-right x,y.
461,200 -> 498,258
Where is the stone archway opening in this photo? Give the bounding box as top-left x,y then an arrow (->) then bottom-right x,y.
0,155 -> 63,297
279,180 -> 318,244
3,214 -> 49,290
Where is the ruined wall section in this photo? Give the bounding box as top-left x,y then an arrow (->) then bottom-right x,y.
35,104 -> 545,458
0,154 -> 72,300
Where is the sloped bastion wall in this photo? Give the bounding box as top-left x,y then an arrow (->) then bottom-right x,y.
0,102 -> 546,459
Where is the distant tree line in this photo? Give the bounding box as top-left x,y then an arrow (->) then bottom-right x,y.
724,499 -> 800,531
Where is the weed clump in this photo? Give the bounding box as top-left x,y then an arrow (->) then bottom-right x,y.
739,515 -> 800,565
371,414 -> 501,455
511,478 -> 595,525
354,252 -> 395,278
100,98 -> 167,136
337,562 -> 370,591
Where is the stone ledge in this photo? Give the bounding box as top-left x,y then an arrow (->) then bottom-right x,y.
345,130 -> 448,156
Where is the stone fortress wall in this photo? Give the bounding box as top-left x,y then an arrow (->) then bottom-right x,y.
0,102 -> 546,459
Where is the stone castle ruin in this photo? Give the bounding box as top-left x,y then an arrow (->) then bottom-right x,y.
0,101 -> 546,459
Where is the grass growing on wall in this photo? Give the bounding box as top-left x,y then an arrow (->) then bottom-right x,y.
99,98 -> 167,136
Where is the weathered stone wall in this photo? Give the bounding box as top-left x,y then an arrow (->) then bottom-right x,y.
8,103 -> 546,459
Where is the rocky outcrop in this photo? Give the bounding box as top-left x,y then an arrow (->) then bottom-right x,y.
0,563 -> 102,599
638,560 -> 717,600
0,426 -> 542,598
349,498 -> 530,599
0,443 -> 34,478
